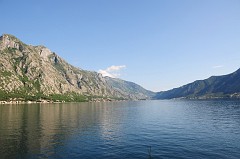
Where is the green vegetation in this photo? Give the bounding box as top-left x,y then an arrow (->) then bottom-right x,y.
6,47 -> 17,54
87,95 -> 126,101
0,90 -> 126,102
0,90 -> 9,100
19,74 -> 28,85
33,80 -> 41,92
0,71 -> 12,77
12,55 -> 28,73
48,54 -> 66,73
0,89 -> 45,101
0,90 -> 88,102
49,93 -> 88,102
54,62 -> 66,73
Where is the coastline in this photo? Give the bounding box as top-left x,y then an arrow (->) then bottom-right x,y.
0,97 -> 129,105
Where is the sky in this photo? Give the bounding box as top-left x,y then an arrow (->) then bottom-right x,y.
0,0 -> 240,91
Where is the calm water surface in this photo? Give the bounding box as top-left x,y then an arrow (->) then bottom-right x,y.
0,100 -> 240,159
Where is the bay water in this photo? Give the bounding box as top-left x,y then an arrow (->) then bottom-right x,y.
0,100 -> 240,159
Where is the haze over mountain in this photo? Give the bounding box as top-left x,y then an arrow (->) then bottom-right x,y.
105,77 -> 155,100
0,34 -> 154,101
154,68 -> 240,99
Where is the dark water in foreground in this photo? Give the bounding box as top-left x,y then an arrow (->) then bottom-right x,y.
0,100 -> 240,159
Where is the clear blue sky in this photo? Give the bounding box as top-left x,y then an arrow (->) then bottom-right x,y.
1,0 -> 240,91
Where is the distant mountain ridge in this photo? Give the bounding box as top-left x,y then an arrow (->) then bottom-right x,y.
105,77 -> 155,100
0,34 -> 154,101
154,68 -> 240,99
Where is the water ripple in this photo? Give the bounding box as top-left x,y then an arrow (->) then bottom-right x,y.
0,100 -> 240,158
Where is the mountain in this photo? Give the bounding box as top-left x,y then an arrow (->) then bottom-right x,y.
105,77 -> 155,100
154,69 -> 240,99
0,34 -> 153,102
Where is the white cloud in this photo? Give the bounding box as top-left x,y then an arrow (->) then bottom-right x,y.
212,65 -> 224,69
106,65 -> 126,72
98,65 -> 126,78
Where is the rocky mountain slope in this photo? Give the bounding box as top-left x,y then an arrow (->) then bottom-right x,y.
105,77 -> 155,100
0,34 -> 153,101
154,68 -> 240,99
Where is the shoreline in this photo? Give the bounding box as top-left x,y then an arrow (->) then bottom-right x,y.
0,98 -> 130,105
0,100 -> 65,105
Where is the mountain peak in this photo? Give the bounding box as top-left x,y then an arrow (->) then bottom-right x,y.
0,33 -> 154,101
0,34 -> 24,51
0,34 -> 22,43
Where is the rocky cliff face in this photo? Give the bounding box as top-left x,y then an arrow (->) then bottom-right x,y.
0,34 -> 153,101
